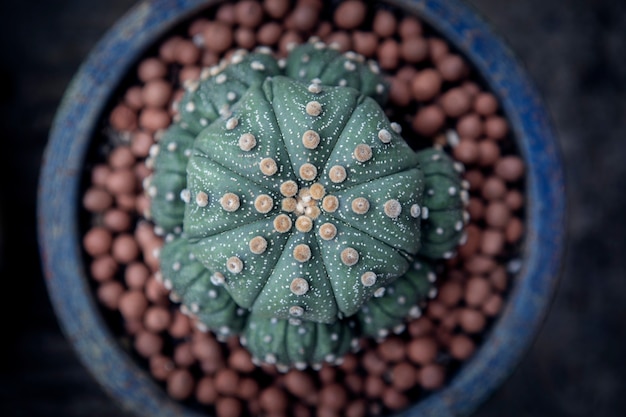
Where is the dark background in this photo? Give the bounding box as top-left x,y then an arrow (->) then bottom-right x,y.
1,0 -> 625,416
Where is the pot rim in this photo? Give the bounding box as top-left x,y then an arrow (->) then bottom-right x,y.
37,1 -> 566,416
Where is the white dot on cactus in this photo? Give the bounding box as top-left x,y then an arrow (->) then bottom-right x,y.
377,329 -> 389,338
448,186 -> 458,196
273,214 -> 293,233
341,247 -> 359,266
149,144 -> 159,157
353,144 -> 373,162
249,236 -> 268,254
374,287 -> 386,298
195,191 -> 209,207
322,195 -> 339,213
459,232 -> 468,245
295,361 -> 307,370
443,251 -> 455,259
428,288 -> 438,299
410,204 -> 421,218
427,272 -> 437,283
302,130 -> 321,149
207,289 -> 217,299
199,118 -> 208,126
225,117 -> 238,130
172,261 -> 181,272
163,279 -> 172,290
343,60 -> 356,71
290,278 -> 309,295
263,335 -> 272,343
219,326 -> 231,335
299,163 -> 317,181
184,79 -> 199,91
184,149 -> 192,157
446,129 -> 460,147
191,303 -> 199,313
460,190 -> 470,204
384,199 -> 402,218
295,216 -> 313,233
226,256 -> 244,274
339,79 -> 347,86
210,272 -> 225,285
455,162 -> 466,173
219,105 -> 231,118
361,271 -> 377,287
259,157 -> 278,176
307,83 -> 321,93
376,83 -> 385,94
329,165 -> 347,183
428,189 -> 435,196
397,296 -> 406,305
289,318 -> 302,326
378,128 -> 392,144
254,194 -> 274,214
455,220 -> 464,231
436,227 -> 444,235
166,142 -> 177,152
147,185 -> 157,198
311,78 -> 322,84
250,61 -> 265,71
351,197 -> 370,215
195,322 -> 208,332
319,222 -> 337,240
238,133 -> 257,151
188,252 -> 195,261
226,91 -> 237,102
289,306 -> 305,317
391,122 -> 402,133
422,206 -> 430,220
368,60 -> 380,74
293,244 -> 312,263
184,101 -> 195,112
301,54 -> 310,63
215,73 -> 227,84
297,327 -> 307,335
265,354 -> 277,364
409,306 -> 422,318
305,100 -> 322,116
220,193 -> 240,212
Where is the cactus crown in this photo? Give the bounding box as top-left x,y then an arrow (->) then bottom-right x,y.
147,40 -> 467,369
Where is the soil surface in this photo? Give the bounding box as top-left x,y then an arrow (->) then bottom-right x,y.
0,1 -> 625,417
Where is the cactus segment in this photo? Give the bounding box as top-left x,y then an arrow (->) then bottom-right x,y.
357,259 -> 437,338
416,149 -> 467,259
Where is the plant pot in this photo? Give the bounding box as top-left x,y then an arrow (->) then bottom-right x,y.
37,0 -> 566,416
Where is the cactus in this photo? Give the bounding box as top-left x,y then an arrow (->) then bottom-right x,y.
150,40 -> 466,368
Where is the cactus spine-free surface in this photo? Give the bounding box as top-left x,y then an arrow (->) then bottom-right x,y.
147,40 -> 467,368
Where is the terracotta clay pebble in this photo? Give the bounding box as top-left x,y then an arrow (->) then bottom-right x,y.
118,289 -> 149,321
116,193 -> 137,212
425,299 -> 448,321
413,104 -> 445,136
196,376 -> 219,405
383,386 -> 410,411
459,307 -> 488,334
234,27 -> 255,49
407,336 -> 438,365
419,363 -> 446,390
506,216 -> 524,243
286,3 -> 320,32
179,66 -> 202,84
364,375 -> 385,399
377,336 -> 406,363
150,353 -> 175,381
481,228 -> 505,256
344,372 -> 364,395
319,383 -> 348,411
481,176 -> 507,201
437,53 -> 468,82
505,189 -> 525,211
325,31 -> 352,52
144,305 -> 172,333
168,309 -> 192,338
456,113 -> 483,139
108,145 -> 135,169
83,187 -> 113,213
259,385 -> 288,414
203,22 -> 234,54
352,31 -> 378,57
373,9 -> 397,38
473,92 -> 499,116
138,57 -> 168,81
449,334 -> 476,360
278,31 -> 303,56
111,234 -> 140,264
91,164 -> 111,187
339,353 -> 359,373
437,281 -> 463,307
124,86 -> 144,110
440,87 -> 472,118
134,329 -> 163,358
452,138 -> 479,164
228,348 -> 256,373
477,139 -> 501,166
103,208 -> 132,233
483,293 -> 504,317
284,369 -> 316,400
400,36 -> 429,63
109,103 -> 137,131
237,377 -> 259,400
96,280 -> 125,309
145,277 -> 170,305
389,77 -> 412,107
408,317 -> 434,338
485,115 -> 509,140
142,79 -> 173,109
167,368 -> 195,400
495,156 -> 525,182
345,399 -> 367,417
361,350 -> 387,376
215,368 -> 239,396
390,362 -> 418,391
428,37 -> 449,63
485,201 -> 511,228
139,108 -> 171,132
411,68 -> 442,102
466,197 -> 484,222
465,170 -> 485,191
377,38 -> 400,70
399,16 -> 422,39
83,226 -> 112,257
173,341 -> 196,367
90,255 -> 118,282
263,0 -> 290,19
235,0 -> 264,28
489,266 -> 508,292
319,365 -> 337,385
334,0 -> 367,29
316,21 -> 334,40
216,2 -> 236,23
257,22 -> 282,46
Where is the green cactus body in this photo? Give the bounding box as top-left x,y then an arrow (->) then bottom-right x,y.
415,149 -> 468,259
148,40 -> 467,368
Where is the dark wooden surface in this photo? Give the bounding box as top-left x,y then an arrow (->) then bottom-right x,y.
1,1 -> 624,416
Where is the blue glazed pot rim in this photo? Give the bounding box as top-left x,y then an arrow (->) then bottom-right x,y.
37,1 -> 566,417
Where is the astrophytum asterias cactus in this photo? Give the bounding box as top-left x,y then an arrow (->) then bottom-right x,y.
146,41 -> 467,369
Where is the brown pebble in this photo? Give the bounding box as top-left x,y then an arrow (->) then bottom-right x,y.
334,0 -> 367,29
373,9 -> 397,38
396,66 -> 417,83
91,164 -> 111,187
452,139 -> 479,164
485,115 -> 509,140
90,255 -> 118,282
216,397 -> 243,417
83,226 -> 112,257
440,87 -> 472,118
124,85 -> 144,110
477,139 -> 501,166
150,354 -> 175,381
495,156 -> 525,182
437,54 -> 468,82
259,385 -> 288,413
482,176 -> 507,201
168,309 -> 192,338
134,329 -> 163,357
216,2 -> 236,23
465,170 -> 485,191
96,280 -> 124,309
237,377 -> 259,400
111,234 -> 140,264
173,341 -> 196,367
234,27 -> 256,49
138,57 -> 168,82
419,364 -> 446,390
144,305 -> 172,333
167,368 -> 195,400
485,201 -> 511,228
474,92 -> 499,116
103,208 -> 132,233
257,22 -> 282,46
364,375 -> 385,399
382,388 -> 409,412
408,317 -> 434,338
399,16 -> 422,38
196,376 -> 218,405
425,299 -> 448,321
318,365 -> 337,385
339,353 -> 359,373
108,146 -> 135,169
131,131 -> 154,158
145,277 -> 170,305
483,293 -> 504,316
458,223 -> 481,258
449,334 -> 476,360
390,362 -> 418,391
235,0 -> 264,28
459,308 -> 487,333
109,103 -> 136,131
456,113 -> 483,139
489,266 -> 508,292
124,261 -> 150,289
389,77 -> 412,107
315,21 -> 333,39
284,370 -> 316,400
344,373 -> 364,395
287,4 -> 320,32
465,254 -> 496,274
320,383 -> 348,411
215,368 -> 239,396
505,189 -> 525,211
377,38 -> 400,70
428,37 -> 449,63
119,290 -> 148,321
139,108 -> 171,131
438,281 -> 463,307
466,197 -> 485,222
228,348 -> 256,373
345,399 -> 367,417
413,105 -> 445,136
142,79 -> 172,109
203,22 -> 234,53
352,31 -> 378,57
400,36 -> 429,63
278,31 -> 303,56
263,0 -> 290,19
377,336 -> 406,363
505,216 -> 524,243
361,350 -> 386,376
192,332 -> 223,362
465,276 -> 492,307
106,167 -> 136,195
188,18 -> 210,36
83,187 -> 113,213
411,69 -> 442,102
325,31 -> 352,52
407,337 -> 438,365
481,228 -> 505,256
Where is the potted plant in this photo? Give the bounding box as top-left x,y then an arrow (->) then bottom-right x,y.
38,0 -> 565,416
